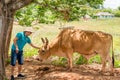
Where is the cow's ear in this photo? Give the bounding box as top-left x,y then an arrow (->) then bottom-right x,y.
41,38 -> 45,43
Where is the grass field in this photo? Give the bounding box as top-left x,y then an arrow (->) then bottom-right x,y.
11,18 -> 120,67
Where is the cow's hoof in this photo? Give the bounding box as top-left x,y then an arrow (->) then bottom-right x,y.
99,71 -> 104,75
68,67 -> 72,71
66,67 -> 72,71
43,67 -> 50,71
110,72 -> 114,76
68,68 -> 72,72
66,67 -> 70,69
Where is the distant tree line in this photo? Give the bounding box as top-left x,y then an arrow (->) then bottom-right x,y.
114,6 -> 120,17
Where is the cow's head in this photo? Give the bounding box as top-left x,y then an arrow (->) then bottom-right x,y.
38,37 -> 49,62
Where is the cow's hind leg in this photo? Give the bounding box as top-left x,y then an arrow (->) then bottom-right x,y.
107,54 -> 114,75
100,52 -> 107,73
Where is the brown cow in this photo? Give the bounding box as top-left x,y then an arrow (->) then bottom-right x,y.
38,28 -> 114,73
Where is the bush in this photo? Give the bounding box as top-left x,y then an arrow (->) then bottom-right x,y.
114,60 -> 120,68
114,11 -> 120,17
5,58 -> 11,66
88,55 -> 101,64
51,57 -> 67,66
75,55 -> 88,65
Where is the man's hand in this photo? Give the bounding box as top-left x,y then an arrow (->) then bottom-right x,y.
13,37 -> 19,53
16,47 -> 19,53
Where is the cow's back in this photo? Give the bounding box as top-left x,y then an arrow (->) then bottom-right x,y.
58,29 -> 112,55
72,30 -> 112,55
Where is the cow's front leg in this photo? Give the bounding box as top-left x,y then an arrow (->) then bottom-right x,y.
67,53 -> 73,71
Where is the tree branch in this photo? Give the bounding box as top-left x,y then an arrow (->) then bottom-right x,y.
9,0 -> 34,11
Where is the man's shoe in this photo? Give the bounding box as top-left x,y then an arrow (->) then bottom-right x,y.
10,75 -> 14,80
17,74 -> 25,78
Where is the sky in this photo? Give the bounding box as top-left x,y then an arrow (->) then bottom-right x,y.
103,0 -> 120,9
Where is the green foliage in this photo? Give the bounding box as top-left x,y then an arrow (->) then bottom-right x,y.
5,58 -> 10,66
24,48 -> 38,58
15,4 -> 37,26
114,10 -> 120,17
102,8 -> 113,13
118,6 -> 120,10
75,55 -> 88,65
88,55 -> 101,64
51,57 -> 67,66
114,60 -> 120,68
14,0 -> 104,26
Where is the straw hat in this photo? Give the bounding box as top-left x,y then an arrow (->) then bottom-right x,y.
24,27 -> 34,33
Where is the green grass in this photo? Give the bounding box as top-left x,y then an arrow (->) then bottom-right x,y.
11,18 -> 120,67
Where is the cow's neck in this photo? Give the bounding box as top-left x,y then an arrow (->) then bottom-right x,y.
48,40 -> 59,55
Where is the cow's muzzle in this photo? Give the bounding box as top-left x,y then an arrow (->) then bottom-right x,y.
36,58 -> 43,62
39,59 -> 43,62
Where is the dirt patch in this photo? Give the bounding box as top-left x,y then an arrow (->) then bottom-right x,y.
6,59 -> 120,80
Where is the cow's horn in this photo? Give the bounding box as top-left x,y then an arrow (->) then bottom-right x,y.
41,38 -> 45,43
45,37 -> 49,45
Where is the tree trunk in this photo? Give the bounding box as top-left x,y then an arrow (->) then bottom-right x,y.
0,16 -> 6,80
0,4 -> 14,80
0,11 -> 7,80
5,14 -> 14,59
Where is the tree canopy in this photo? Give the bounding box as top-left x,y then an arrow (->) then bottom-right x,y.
15,0 -> 105,26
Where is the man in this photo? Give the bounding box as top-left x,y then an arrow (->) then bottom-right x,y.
10,27 -> 40,80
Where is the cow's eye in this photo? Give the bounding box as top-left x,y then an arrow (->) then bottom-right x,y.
42,50 -> 45,53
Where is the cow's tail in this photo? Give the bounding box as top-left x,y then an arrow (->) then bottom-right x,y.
111,36 -> 114,68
